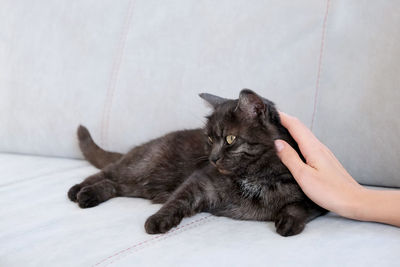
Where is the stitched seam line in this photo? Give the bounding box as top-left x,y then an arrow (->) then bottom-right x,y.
310,0 -> 331,130
0,165 -> 89,189
104,216 -> 217,266
100,0 -> 136,148
92,215 -> 215,267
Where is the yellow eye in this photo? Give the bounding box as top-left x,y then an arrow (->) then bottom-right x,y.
208,136 -> 213,143
226,135 -> 236,145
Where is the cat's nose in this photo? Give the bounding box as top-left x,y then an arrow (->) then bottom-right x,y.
210,156 -> 220,164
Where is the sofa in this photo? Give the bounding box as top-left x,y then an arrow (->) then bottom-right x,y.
1,0 -> 399,266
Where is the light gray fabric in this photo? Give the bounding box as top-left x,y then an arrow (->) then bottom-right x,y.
0,0 -> 132,157
1,2 -> 399,265
312,1 -> 400,187
0,2 -> 399,181
1,153 -> 399,267
0,0 -> 324,158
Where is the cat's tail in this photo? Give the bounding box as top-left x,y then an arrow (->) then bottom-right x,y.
77,125 -> 123,169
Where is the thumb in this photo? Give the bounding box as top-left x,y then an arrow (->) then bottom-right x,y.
274,139 -> 310,179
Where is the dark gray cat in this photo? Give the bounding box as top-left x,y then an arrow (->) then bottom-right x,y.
68,89 -> 326,236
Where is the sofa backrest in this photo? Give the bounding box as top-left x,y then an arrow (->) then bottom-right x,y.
1,0 -> 399,187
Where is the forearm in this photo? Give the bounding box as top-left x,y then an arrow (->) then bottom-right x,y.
354,188 -> 400,227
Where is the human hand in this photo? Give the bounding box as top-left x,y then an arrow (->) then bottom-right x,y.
274,112 -> 400,227
274,112 -> 366,219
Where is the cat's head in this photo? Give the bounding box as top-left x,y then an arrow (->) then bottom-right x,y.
200,89 -> 280,175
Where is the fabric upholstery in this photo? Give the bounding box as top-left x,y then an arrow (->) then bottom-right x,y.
1,0 -> 398,187
1,153 -> 399,267
1,0 -> 399,187
1,2 -> 400,266
313,1 -> 400,187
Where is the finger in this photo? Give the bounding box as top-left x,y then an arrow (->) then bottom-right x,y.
274,140 -> 315,181
278,111 -> 323,158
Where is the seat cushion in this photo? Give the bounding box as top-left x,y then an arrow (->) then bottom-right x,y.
1,153 -> 399,266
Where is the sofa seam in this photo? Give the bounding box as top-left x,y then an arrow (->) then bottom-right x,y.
310,0 -> 331,130
100,0 -> 136,148
92,215 -> 216,267
0,165 -> 90,189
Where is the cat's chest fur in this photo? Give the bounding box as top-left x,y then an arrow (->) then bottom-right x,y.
228,176 -> 285,220
236,175 -> 294,204
238,178 -> 264,199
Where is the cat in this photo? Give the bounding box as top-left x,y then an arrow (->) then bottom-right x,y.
68,89 -> 327,236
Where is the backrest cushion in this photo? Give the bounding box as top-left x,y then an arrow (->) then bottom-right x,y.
1,0 -> 399,187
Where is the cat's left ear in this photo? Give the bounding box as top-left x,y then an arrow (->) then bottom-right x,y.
199,93 -> 229,109
236,89 -> 266,119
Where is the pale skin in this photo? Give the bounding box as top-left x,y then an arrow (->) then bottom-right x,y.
274,112 -> 400,227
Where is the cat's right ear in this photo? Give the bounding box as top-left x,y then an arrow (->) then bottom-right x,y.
236,89 -> 266,119
199,93 -> 228,109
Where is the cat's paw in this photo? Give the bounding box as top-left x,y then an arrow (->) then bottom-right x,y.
274,214 -> 305,237
76,186 -> 101,208
145,213 -> 182,234
68,184 -> 82,202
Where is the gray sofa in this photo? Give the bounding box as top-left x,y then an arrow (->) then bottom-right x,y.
1,1 -> 399,266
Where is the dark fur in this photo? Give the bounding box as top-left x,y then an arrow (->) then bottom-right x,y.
68,89 -> 326,236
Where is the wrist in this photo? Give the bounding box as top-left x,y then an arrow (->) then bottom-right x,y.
350,187 -> 372,221
337,185 -> 370,221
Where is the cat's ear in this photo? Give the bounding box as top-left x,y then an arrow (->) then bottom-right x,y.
199,93 -> 229,109
236,89 -> 266,118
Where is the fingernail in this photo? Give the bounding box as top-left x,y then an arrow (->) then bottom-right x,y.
274,140 -> 284,152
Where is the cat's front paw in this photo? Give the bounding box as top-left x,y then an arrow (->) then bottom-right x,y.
68,184 -> 82,202
274,214 -> 305,237
145,213 -> 182,234
76,186 -> 101,208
